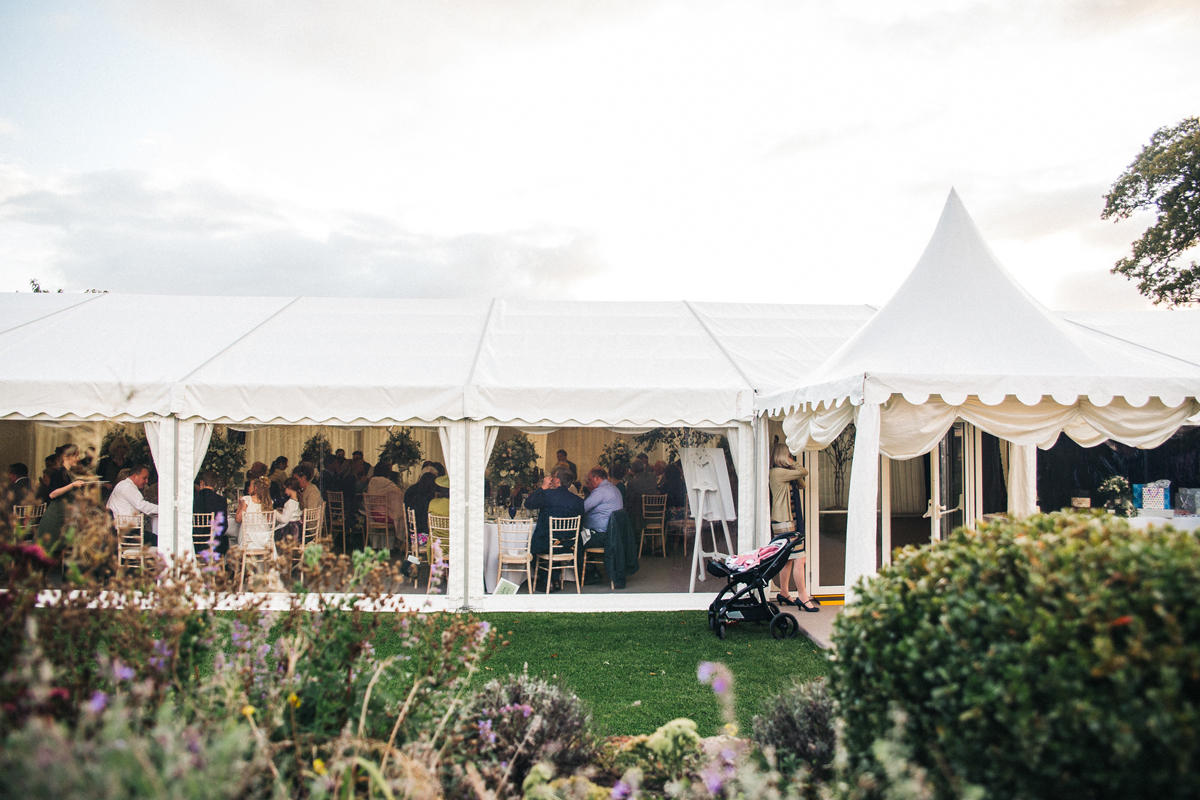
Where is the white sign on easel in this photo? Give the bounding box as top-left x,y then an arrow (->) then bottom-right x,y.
681,447 -> 736,592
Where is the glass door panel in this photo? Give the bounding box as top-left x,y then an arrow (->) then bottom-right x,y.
933,422 -> 966,540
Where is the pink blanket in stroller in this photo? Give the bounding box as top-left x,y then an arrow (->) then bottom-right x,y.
723,543 -> 782,572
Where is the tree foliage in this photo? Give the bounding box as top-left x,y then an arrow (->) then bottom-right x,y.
1103,117 -> 1200,306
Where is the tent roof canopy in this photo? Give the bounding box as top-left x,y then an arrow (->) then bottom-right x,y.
757,190 -> 1200,415
0,294 -> 878,426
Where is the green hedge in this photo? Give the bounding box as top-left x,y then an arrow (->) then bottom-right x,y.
831,512 -> 1200,799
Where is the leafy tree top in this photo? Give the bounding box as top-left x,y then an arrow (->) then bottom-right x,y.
1103,117 -> 1200,306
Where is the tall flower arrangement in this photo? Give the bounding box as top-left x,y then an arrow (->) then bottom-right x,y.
301,433 -> 332,467
597,438 -> 638,471
487,433 -> 541,489
198,426 -> 247,502
377,427 -> 423,475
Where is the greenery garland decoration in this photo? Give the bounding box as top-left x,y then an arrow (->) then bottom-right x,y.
377,427 -> 424,475
487,432 -> 541,489
632,428 -> 719,463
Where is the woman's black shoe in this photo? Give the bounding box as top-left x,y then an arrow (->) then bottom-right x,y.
776,593 -> 797,607
799,598 -> 820,613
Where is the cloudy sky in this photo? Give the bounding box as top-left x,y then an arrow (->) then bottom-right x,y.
1,0 -> 1197,308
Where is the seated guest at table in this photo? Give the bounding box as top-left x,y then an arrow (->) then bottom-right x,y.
524,468 -> 585,557
368,462 -> 406,529
269,456 -> 289,489
652,460 -> 667,489
193,470 -> 229,555
107,465 -> 159,546
663,461 -> 688,521
609,462 -> 629,506
96,438 -> 131,499
244,461 -> 268,495
8,462 -> 35,508
627,460 -> 657,511
583,466 -> 622,537
237,476 -> 273,520
274,477 -> 303,543
348,450 -> 371,484
404,467 -> 440,535
292,464 -> 321,514
319,452 -> 342,496
554,450 -> 578,481
428,475 -> 451,520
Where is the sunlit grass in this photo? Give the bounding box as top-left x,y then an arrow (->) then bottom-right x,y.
470,611 -> 830,737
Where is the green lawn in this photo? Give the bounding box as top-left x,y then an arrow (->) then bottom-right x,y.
464,611 -> 830,737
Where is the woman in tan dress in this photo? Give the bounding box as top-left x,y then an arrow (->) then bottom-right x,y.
769,442 -> 819,612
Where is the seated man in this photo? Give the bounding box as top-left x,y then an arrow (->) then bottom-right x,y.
581,467 -> 623,582
8,462 -> 35,508
193,469 -> 230,555
524,468 -> 584,557
106,465 -> 159,545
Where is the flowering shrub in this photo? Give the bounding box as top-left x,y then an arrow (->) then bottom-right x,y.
833,512 -> 1200,799
751,678 -> 837,781
462,670 -> 596,796
487,432 -> 541,488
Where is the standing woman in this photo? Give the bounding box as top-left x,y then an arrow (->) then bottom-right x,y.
770,442 -> 819,612
39,443 -> 87,554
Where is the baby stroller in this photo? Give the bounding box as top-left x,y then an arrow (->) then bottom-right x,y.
706,535 -> 801,640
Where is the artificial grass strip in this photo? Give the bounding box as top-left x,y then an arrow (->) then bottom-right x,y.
472,611 -> 830,737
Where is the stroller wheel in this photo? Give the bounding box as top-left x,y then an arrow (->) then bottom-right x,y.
771,613 -> 798,640
715,621 -> 727,640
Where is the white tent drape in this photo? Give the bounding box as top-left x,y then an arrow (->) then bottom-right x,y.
785,395 -> 1200,459
1008,444 -> 1037,517
845,402 -> 881,603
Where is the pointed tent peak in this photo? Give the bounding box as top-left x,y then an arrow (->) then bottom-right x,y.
756,189 -> 1178,412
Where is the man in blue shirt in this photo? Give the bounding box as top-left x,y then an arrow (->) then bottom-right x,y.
583,467 -> 623,534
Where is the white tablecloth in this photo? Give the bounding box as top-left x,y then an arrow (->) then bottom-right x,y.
484,521 -> 535,593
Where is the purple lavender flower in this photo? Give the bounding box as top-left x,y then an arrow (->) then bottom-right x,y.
477,718 -> 497,744
712,677 -> 728,695
87,691 -> 108,714
702,767 -> 724,795
697,662 -> 716,682
611,780 -> 631,800
112,660 -> 135,682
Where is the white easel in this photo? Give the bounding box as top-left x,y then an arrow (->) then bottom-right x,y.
681,448 -> 736,593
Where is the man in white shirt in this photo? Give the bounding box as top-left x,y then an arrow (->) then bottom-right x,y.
107,465 -> 159,545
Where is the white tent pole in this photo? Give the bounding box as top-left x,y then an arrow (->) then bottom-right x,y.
465,420 -> 487,607
1007,443 -> 1037,517
845,402 -> 881,604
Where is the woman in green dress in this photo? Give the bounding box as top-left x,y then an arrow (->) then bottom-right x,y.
38,444 -> 87,554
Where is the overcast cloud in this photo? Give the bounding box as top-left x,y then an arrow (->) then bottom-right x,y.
1,0 -> 1197,307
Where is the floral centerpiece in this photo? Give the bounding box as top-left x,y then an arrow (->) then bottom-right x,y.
377,427 -> 423,478
597,438 -> 638,471
1098,475 -> 1135,517
198,426 -> 247,502
487,432 -> 541,490
301,432 -> 332,467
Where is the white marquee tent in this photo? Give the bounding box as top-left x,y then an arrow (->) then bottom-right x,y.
4,197 -> 1200,608
757,190 -> 1200,601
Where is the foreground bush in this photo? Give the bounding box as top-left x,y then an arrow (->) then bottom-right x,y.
751,678 -> 837,781
832,512 -> 1200,799
463,669 -> 596,795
